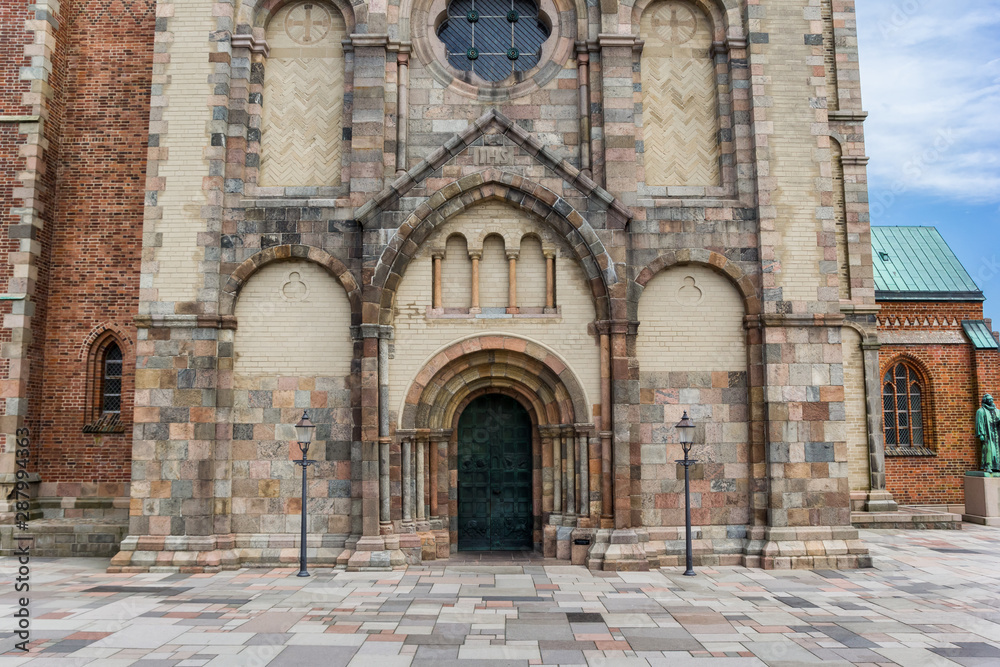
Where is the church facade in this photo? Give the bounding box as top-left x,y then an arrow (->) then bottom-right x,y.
1,0 -> 895,570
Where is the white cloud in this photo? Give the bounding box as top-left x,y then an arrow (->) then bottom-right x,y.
856,1 -> 1000,203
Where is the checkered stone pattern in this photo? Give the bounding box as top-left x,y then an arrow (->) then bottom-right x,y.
10,527 -> 1000,665
638,372 -> 751,554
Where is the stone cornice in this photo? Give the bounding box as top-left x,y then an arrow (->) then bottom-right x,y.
828,110 -> 869,123
349,33 -> 390,48
755,313 -> 847,328
230,34 -> 269,56
135,314 -> 238,329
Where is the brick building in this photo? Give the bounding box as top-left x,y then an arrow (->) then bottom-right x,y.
0,0 -> 942,571
871,226 -> 1000,508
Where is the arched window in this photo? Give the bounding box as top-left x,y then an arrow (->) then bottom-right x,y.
84,335 -> 127,434
883,362 -> 924,447
437,0 -> 550,82
102,343 -> 123,415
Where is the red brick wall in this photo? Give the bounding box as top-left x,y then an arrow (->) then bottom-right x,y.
30,0 -> 155,484
878,300 -> 996,504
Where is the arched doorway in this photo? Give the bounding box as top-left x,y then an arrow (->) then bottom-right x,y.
457,394 -> 533,551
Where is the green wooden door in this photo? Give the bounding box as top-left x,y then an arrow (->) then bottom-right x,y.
457,394 -> 533,551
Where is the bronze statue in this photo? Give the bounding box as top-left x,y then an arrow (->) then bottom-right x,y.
976,394 -> 1000,473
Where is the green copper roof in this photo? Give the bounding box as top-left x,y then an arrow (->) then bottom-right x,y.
872,226 -> 984,301
962,320 -> 999,350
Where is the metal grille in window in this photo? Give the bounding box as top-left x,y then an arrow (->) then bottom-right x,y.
882,363 -> 923,447
102,344 -> 122,415
437,0 -> 550,82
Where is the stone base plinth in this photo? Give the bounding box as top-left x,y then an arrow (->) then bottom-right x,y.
433,530 -> 450,559
570,527 -> 593,565
108,534 -> 239,573
963,473 -> 1000,526
345,535 -> 406,570
1,518 -> 127,558
598,529 -> 650,571
754,526 -> 871,570
399,532 -> 423,564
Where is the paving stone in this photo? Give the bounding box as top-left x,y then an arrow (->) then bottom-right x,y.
6,528 -> 1000,666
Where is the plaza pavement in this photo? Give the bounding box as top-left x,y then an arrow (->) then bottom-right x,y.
2,526 -> 1000,666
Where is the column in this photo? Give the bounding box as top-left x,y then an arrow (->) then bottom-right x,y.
540,428 -> 555,515
552,428 -> 562,517
563,426 -> 577,524
436,438 -> 449,528
379,437 -> 391,530
544,252 -> 555,311
507,252 -> 518,313
416,437 -> 429,531
577,429 -> 590,517
599,326 -> 613,526
348,324 -> 397,569
402,437 -> 414,531
429,434 -> 439,523
432,253 -> 443,309
576,42 -> 591,177
469,251 -> 481,312
395,49 -> 409,176
378,333 -> 392,533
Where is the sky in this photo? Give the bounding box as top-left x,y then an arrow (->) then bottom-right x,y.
854,0 -> 1000,325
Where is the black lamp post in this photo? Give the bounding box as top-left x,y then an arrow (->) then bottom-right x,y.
675,411 -> 697,577
293,411 -> 316,577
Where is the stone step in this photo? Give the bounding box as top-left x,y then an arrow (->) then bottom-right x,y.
0,518 -> 127,557
852,506 -> 962,530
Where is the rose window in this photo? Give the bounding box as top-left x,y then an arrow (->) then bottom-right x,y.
436,0 -> 551,82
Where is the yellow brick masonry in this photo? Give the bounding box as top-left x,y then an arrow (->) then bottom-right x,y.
442,236 -> 472,308
233,260 -> 353,377
150,0 -> 215,302
759,0 -> 826,305
636,266 -> 746,373
842,326 -> 869,490
390,201 -> 601,423
479,236 -> 509,309
516,236 -> 547,309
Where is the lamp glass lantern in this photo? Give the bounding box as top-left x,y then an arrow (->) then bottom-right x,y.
295,412 -> 316,454
675,411 -> 695,451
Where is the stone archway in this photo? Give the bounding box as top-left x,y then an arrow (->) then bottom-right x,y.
395,335 -> 597,558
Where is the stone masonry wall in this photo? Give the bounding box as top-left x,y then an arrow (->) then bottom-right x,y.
636,265 -> 750,551
230,260 -> 356,536
0,0 -> 883,569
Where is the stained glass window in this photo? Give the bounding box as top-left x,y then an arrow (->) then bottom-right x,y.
882,362 -> 923,448
437,0 -> 550,82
